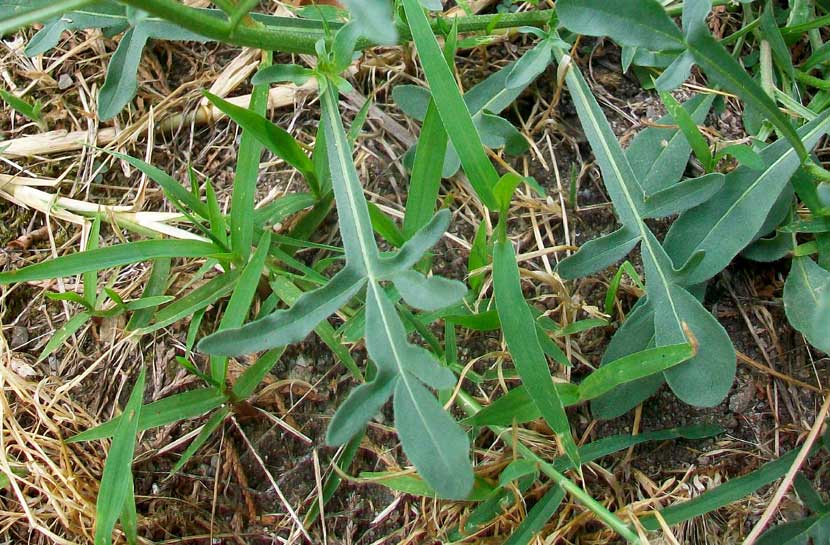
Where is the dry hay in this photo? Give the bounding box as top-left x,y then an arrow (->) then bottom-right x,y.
1,336 -> 102,544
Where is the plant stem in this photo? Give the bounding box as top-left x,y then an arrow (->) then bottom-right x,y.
113,0 -> 554,53
454,390 -> 642,544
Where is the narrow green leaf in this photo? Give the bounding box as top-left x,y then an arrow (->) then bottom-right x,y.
367,202 -> 405,247
641,447 -> 804,529
506,41 -> 553,90
204,91 -> 319,195
757,514 -> 830,545
503,486 -> 566,545
713,144 -> 765,170
69,387 -> 226,443
401,0 -> 499,209
231,52 -> 271,260
0,0 -> 96,37
102,150 -> 209,219
0,240 -> 218,285
494,240 -> 580,469
94,368 -> 144,545
140,268 -> 242,334
170,407 -> 229,474
199,266 -> 365,356
577,343 -> 694,401
38,312 -> 91,363
658,90 -> 713,170
209,231 -> 271,382
759,0 -> 795,79
231,348 -> 285,400
252,63 -> 313,86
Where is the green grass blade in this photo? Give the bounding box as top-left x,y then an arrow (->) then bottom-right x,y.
493,240 -> 580,469
38,312 -> 92,363
401,0 -> 498,209
83,216 -> 102,307
102,150 -> 209,218
0,88 -> 44,126
170,407 -> 229,474
402,21 -> 455,237
209,231 -> 271,382
94,368 -> 144,545
126,258 -> 171,331
231,50 -> 269,260
503,486 -> 566,545
138,268 -> 242,334
658,90 -> 713,170
231,348 -> 285,400
641,447 -> 804,529
69,387 -> 227,443
204,91 -> 319,196
576,343 -> 694,401
0,240 -> 218,285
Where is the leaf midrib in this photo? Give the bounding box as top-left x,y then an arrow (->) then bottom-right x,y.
369,282 -> 456,476
564,61 -> 684,336
323,85 -> 378,276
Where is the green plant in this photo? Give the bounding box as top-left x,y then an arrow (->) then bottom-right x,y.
3,0 -> 830,544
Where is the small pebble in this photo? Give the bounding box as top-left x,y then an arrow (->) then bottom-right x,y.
58,73 -> 73,90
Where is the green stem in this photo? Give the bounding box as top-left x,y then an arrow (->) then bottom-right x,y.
454,390 -> 642,544
113,0 -> 553,53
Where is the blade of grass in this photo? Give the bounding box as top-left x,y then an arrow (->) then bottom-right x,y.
493,239 -> 580,469
94,368 -> 144,545
0,240 -> 218,284
209,231 -> 271,383
401,0 -> 498,209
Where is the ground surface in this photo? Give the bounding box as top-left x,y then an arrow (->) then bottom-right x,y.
1,2 -> 828,544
